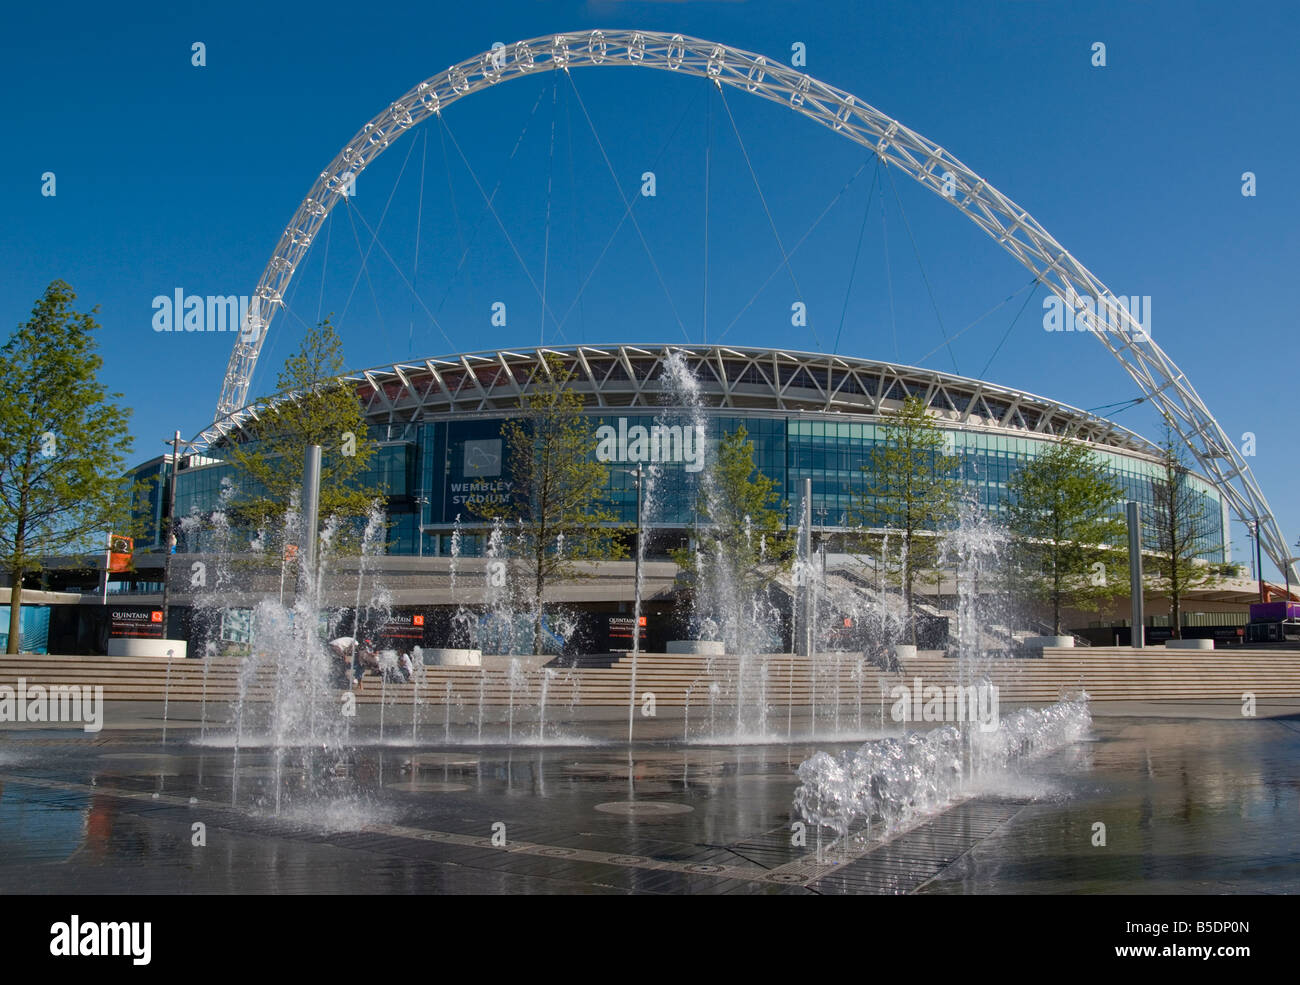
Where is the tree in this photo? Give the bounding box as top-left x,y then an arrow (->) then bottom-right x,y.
482,354 -> 624,653
1145,427 -> 1229,639
1005,440 -> 1126,635
0,282 -> 134,653
671,425 -> 791,641
850,394 -> 960,644
225,319 -> 381,553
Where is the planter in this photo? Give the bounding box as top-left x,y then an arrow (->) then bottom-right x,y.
894,644 -> 918,661
1165,638 -> 1214,650
423,648 -> 483,667
1024,635 -> 1074,649
107,639 -> 187,659
667,640 -> 726,655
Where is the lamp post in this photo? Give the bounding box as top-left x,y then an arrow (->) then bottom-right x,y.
622,465 -> 645,746
1126,502 -> 1144,649
159,431 -> 198,639
1284,552 -> 1300,604
815,506 -> 829,578
1286,546 -> 1300,643
1255,518 -> 1265,602
414,496 -> 430,557
1290,536 -> 1300,601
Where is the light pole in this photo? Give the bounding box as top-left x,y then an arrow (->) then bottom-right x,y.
815,506 -> 828,578
1284,552 -> 1300,604
414,496 -> 430,557
1290,536 -> 1300,601
1252,517 -> 1267,602
624,465 -> 644,746
159,430 -> 198,639
1286,545 -> 1300,642
1126,502 -> 1144,649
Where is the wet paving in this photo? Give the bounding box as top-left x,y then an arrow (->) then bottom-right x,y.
0,711 -> 1297,894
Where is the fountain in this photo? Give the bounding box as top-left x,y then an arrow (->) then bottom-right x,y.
476,670 -> 486,743
537,667 -> 554,741
161,360 -> 1094,857
792,496 -> 1091,851
506,657 -> 524,743
660,351 -> 794,740
793,695 -> 1092,846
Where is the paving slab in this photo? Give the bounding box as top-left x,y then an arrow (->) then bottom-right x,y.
1,710 -> 1296,894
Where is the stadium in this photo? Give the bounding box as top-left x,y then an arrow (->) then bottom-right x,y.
10,14 -> 1300,907
142,342 -> 1228,555
68,340 -> 1245,657
12,31 -> 1285,656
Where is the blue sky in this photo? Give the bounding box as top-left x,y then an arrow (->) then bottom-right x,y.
3,0 -> 1297,573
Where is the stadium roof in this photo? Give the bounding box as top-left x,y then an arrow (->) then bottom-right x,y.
320,344 -> 1163,458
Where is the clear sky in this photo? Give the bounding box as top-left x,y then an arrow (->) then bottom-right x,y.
2,0 -> 1297,574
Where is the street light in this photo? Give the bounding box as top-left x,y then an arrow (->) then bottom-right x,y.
1231,516 -> 1265,596
815,506 -> 829,577
1284,552 -> 1300,604
1288,536 -> 1300,601
1255,517 -> 1265,602
616,465 -> 645,745
159,431 -> 200,638
414,496 -> 430,557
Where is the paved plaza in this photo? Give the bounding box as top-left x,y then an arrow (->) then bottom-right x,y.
1,702 -> 1296,895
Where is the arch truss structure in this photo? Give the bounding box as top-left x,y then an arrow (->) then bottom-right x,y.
206,29 -> 1293,580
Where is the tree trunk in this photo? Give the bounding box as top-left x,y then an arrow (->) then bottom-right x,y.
904,568 -> 917,647
8,515 -> 25,654
533,563 -> 545,656
1052,566 -> 1062,636
7,569 -> 23,654
903,526 -> 916,647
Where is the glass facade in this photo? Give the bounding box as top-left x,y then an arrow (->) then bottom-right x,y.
129,459 -> 168,548
139,409 -> 1227,562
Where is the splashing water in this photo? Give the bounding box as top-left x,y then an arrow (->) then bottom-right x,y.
793,695 -> 1092,844
661,351 -> 784,738
538,667 -> 556,740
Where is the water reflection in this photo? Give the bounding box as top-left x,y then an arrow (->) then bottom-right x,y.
0,715 -> 1294,893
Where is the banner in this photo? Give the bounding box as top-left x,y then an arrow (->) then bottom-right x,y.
442,420 -> 514,522
607,615 -> 647,649
109,608 -> 164,639
108,534 -> 133,573
370,613 -> 427,652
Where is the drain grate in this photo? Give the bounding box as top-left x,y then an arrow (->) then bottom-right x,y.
807,799 -> 1027,895
726,827 -> 807,870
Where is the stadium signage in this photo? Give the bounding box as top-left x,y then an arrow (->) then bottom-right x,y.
595,419 -> 707,473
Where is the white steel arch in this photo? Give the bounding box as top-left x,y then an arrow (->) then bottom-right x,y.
208,29 -> 1294,581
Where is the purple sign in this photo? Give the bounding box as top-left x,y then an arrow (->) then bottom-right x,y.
1249,601 -> 1300,622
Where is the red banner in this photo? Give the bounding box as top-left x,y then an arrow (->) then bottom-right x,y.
108,534 -> 133,573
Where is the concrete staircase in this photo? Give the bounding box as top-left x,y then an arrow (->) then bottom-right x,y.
2,647 -> 1298,709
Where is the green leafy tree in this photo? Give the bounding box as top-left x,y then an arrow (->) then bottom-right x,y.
850,394 -> 960,644
1145,427 -> 1229,639
482,354 -> 625,653
1005,439 -> 1126,635
225,319 -> 381,551
671,424 -> 792,612
0,282 -> 133,653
